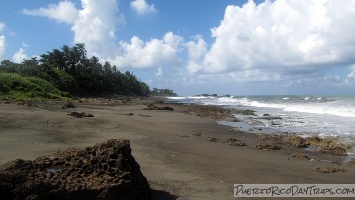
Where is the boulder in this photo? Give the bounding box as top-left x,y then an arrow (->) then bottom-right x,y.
319,146 -> 347,156
0,139 -> 151,200
283,135 -> 309,148
61,101 -> 76,109
292,152 -> 310,160
255,143 -> 282,151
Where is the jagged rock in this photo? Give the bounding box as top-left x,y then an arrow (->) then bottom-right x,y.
61,101 -> 76,109
208,136 -> 218,142
256,143 -> 282,151
283,135 -> 309,148
292,152 -> 310,160
315,167 -> 346,173
68,112 -> 94,118
319,146 -> 347,156
258,133 -> 283,141
347,158 -> 355,166
226,138 -> 246,146
144,104 -> 174,111
192,132 -> 202,136
0,139 -> 151,200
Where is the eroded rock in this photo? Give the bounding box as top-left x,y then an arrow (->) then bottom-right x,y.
0,139 -> 151,200
315,167 -> 346,173
255,143 -> 282,151
292,152 -> 310,160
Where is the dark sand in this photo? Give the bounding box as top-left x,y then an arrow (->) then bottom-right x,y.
1,100 -> 355,199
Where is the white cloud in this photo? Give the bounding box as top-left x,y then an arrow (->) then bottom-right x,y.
130,0 -> 156,15
12,48 -> 28,63
0,22 -> 6,60
190,0 -> 355,82
71,0 -> 123,59
109,32 -> 183,69
0,36 -> 5,60
0,22 -> 5,32
21,1 -> 78,24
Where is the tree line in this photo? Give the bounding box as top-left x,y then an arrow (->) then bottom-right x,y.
0,43 -> 153,97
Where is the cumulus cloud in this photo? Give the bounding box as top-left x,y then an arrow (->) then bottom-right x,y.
21,1 -> 78,24
0,22 -> 6,60
192,0 -> 355,82
130,0 -> 156,15
0,36 -> 5,60
0,22 -> 5,32
12,48 -> 28,63
71,0 -> 124,58
109,32 -> 183,69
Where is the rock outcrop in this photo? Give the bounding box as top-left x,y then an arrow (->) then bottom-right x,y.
0,139 -> 151,200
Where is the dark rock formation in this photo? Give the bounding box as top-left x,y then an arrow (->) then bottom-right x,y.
144,104 -> 174,111
319,146 -> 347,156
315,167 -> 346,173
255,143 -> 282,151
0,139 -> 151,200
61,101 -> 76,109
292,152 -> 310,160
347,158 -> 355,166
226,138 -> 247,146
68,112 -> 94,118
283,135 -> 309,148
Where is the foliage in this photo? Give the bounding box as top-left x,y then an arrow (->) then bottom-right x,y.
0,43 -> 152,98
150,88 -> 178,97
0,73 -> 70,100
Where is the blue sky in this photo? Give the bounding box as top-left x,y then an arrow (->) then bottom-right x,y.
1,0 -> 355,96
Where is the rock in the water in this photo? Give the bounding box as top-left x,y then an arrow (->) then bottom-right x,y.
0,139 -> 151,200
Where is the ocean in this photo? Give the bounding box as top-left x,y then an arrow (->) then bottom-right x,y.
167,95 -> 355,142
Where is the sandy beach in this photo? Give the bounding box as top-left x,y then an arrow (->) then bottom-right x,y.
1,99 -> 355,199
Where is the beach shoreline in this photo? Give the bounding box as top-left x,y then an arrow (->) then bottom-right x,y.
1,98 -> 355,199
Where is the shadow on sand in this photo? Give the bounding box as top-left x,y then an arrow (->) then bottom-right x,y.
151,189 -> 179,200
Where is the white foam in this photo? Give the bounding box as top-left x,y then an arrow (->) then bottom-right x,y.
166,96 -> 186,100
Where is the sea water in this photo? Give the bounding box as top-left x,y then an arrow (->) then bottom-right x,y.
167,95 -> 355,142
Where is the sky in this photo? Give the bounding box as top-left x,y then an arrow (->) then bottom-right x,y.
1,0 -> 355,96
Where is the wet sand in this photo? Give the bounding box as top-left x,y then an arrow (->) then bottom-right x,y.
1,100 -> 355,199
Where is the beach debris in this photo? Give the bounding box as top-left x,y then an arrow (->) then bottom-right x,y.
0,139 -> 151,199
226,138 -> 246,146
292,152 -> 310,160
346,158 -> 355,166
120,112 -> 134,116
315,166 -> 346,173
139,114 -> 152,117
177,134 -> 188,138
61,100 -> 75,109
255,143 -> 282,151
192,132 -> 202,136
67,111 -> 94,118
208,136 -> 218,142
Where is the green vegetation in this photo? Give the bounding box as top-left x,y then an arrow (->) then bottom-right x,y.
0,73 -> 70,100
150,88 -> 178,97
0,43 -> 162,100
